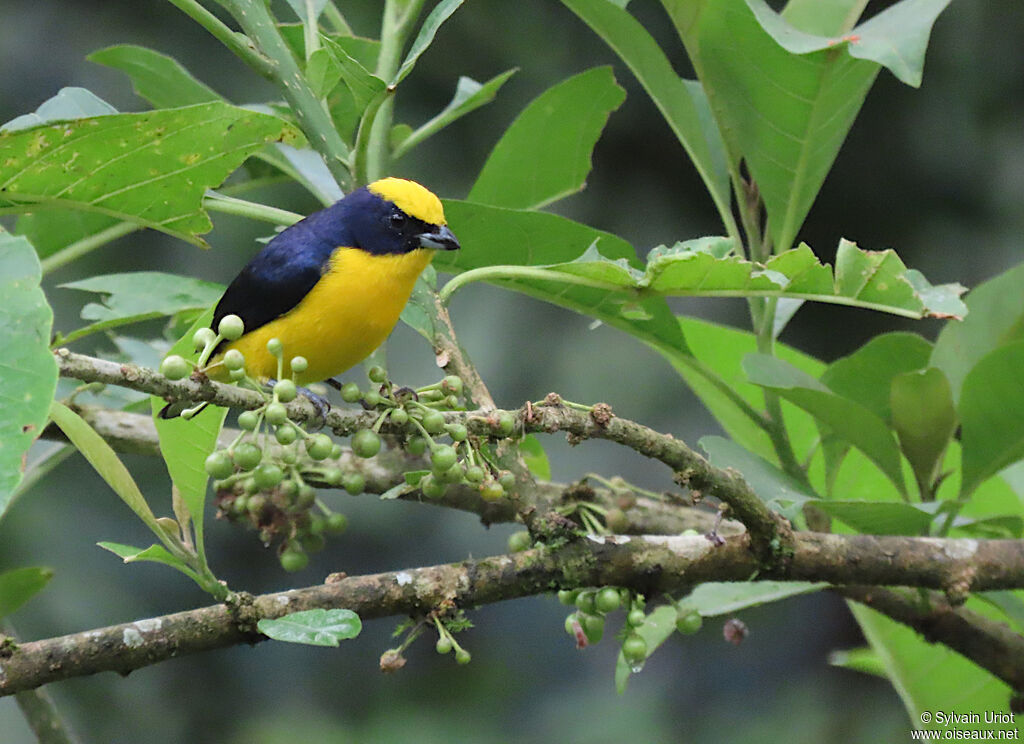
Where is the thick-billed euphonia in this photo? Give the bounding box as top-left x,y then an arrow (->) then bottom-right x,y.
163,177 -> 458,415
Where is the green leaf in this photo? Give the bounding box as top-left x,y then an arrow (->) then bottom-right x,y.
1,87 -> 117,132
59,271 -> 224,345
88,45 -> 222,108
850,600 -> 1015,732
560,0 -> 734,235
960,342 -> 1024,496
821,332 -> 933,421
151,308 -> 228,556
891,368 -> 956,495
48,400 -> 161,532
0,232 -> 58,518
394,0 -> 464,85
320,36 -> 387,111
0,566 -> 54,619
437,200 -> 688,354
399,267 -> 438,341
469,68 -> 625,210
828,646 -> 887,678
663,0 -> 948,253
518,435 -> 551,480
258,608 -> 362,646
615,605 -> 675,694
678,581 -> 827,616
97,541 -> 192,573
671,317 -> 824,463
306,47 -> 344,100
744,354 -> 906,494
813,500 -> 933,535
393,70 -> 518,160
0,102 -> 301,247
16,210 -> 126,262
700,436 -> 815,519
931,261 -> 1024,404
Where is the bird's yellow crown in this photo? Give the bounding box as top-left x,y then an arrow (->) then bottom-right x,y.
368,177 -> 447,226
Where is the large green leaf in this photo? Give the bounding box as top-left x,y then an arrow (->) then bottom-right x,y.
0,232 -> 58,518
850,601 -> 1015,733
560,0 -> 733,234
151,308 -> 228,558
0,102 -> 300,246
662,0 -> 950,253
821,332 -> 933,422
320,35 -> 387,111
931,262 -> 1024,404
679,581 -> 826,616
88,45 -> 222,108
468,67 -> 625,210
437,200 -> 688,353
959,342 -> 1024,497
0,566 -> 54,619
890,368 -> 956,496
744,354 -> 906,495
59,271 -> 224,345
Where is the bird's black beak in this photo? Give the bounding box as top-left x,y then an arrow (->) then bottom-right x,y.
418,224 -> 460,251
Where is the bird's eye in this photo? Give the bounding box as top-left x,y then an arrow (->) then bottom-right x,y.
389,212 -> 407,228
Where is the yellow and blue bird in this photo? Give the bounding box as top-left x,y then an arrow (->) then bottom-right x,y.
162,177 -> 458,416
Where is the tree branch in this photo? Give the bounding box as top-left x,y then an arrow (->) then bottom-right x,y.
3,533 -> 1023,697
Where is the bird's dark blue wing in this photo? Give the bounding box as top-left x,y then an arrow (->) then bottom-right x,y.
211,210 -> 350,337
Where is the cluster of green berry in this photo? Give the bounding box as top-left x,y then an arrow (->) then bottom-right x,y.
346,368 -> 518,504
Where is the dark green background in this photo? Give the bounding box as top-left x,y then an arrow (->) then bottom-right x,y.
2,1 -> 1021,741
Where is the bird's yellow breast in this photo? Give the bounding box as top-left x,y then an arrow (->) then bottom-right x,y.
213,247 -> 434,384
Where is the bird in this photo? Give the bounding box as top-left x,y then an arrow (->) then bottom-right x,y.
160,177 -> 459,417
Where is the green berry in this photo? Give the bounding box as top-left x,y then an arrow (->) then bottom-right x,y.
435,637 -> 453,655
440,463 -> 465,484
296,485 -> 316,508
363,390 -> 382,408
217,314 -> 245,341
232,442 -> 262,471
465,465 -> 485,484
280,480 -> 299,498
341,382 -> 361,403
290,356 -> 308,374
574,591 -> 596,615
420,474 -> 444,500
406,436 -> 427,456
275,424 -> 298,445
309,516 -> 326,534
441,376 -> 463,396
430,444 -> 458,472
368,365 -> 387,383
266,338 -> 283,358
479,480 -> 504,502
238,410 -> 260,431
322,467 -> 343,486
352,429 -> 381,458
581,613 -> 604,644
605,508 -> 629,533
247,493 -> 267,514
325,512 -> 348,534
159,355 -> 190,381
627,609 -> 646,627
622,635 -> 648,664
330,444 -> 343,459
675,610 -> 703,635
498,471 -> 516,491
243,477 -> 260,495
229,368 -> 247,381
204,451 -> 233,479
445,423 -> 468,442
231,495 -> 249,514
421,410 -> 446,434
342,472 -> 365,495
274,379 -> 297,403
222,349 -> 245,371
306,433 -> 333,461
443,395 -> 459,409
389,408 -> 409,426
507,530 -> 531,552
496,412 -> 515,436
252,463 -> 284,490
455,649 -> 471,665
193,327 -> 216,351
565,613 -> 579,635
265,402 -> 288,426
300,533 -> 326,553
595,587 -> 622,615
558,589 -> 580,606
279,548 -> 308,572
